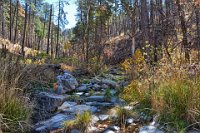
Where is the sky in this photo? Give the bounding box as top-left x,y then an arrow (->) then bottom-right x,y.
45,0 -> 78,29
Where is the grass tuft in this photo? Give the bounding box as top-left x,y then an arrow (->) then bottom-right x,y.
63,111 -> 92,133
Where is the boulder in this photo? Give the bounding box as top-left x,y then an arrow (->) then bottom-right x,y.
57,72 -> 78,93
32,92 -> 67,123
34,114 -> 75,133
36,92 -> 66,112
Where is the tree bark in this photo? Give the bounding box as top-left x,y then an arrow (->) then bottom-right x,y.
9,0 -> 12,41
84,2 -> 91,65
22,2 -> 28,58
56,0 -> 61,57
176,0 -> 190,62
47,4 -> 52,54
195,6 -> 200,60
40,15 -> 46,50
14,0 -> 19,43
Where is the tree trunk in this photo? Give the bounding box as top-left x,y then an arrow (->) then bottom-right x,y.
14,0 -> 19,43
38,38 -> 41,51
42,13 -> 47,51
131,36 -> 136,58
22,3 -> 28,58
84,2 -> 91,65
9,0 -> 12,41
51,27 -> 54,58
176,0 -> 190,62
27,5 -> 31,47
56,0 -> 61,57
0,2 -> 5,38
51,7 -> 54,58
141,0 -> 148,37
195,6 -> 200,61
47,4 -> 52,54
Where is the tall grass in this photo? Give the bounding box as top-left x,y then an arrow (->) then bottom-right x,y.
0,56 -> 31,133
151,75 -> 200,131
120,49 -> 200,131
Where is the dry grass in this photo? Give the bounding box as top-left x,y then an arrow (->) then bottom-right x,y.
151,67 -> 200,131
16,64 -> 58,92
120,48 -> 200,131
0,55 -> 62,132
0,56 -> 32,133
0,38 -> 38,57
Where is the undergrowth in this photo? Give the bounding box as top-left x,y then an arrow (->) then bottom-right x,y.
0,56 -> 32,133
120,49 -> 200,131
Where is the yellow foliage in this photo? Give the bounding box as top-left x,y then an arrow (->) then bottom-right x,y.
120,80 -> 139,103
121,58 -> 133,72
121,49 -> 146,80
134,49 -> 145,65
121,49 -> 145,72
64,41 -> 72,50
